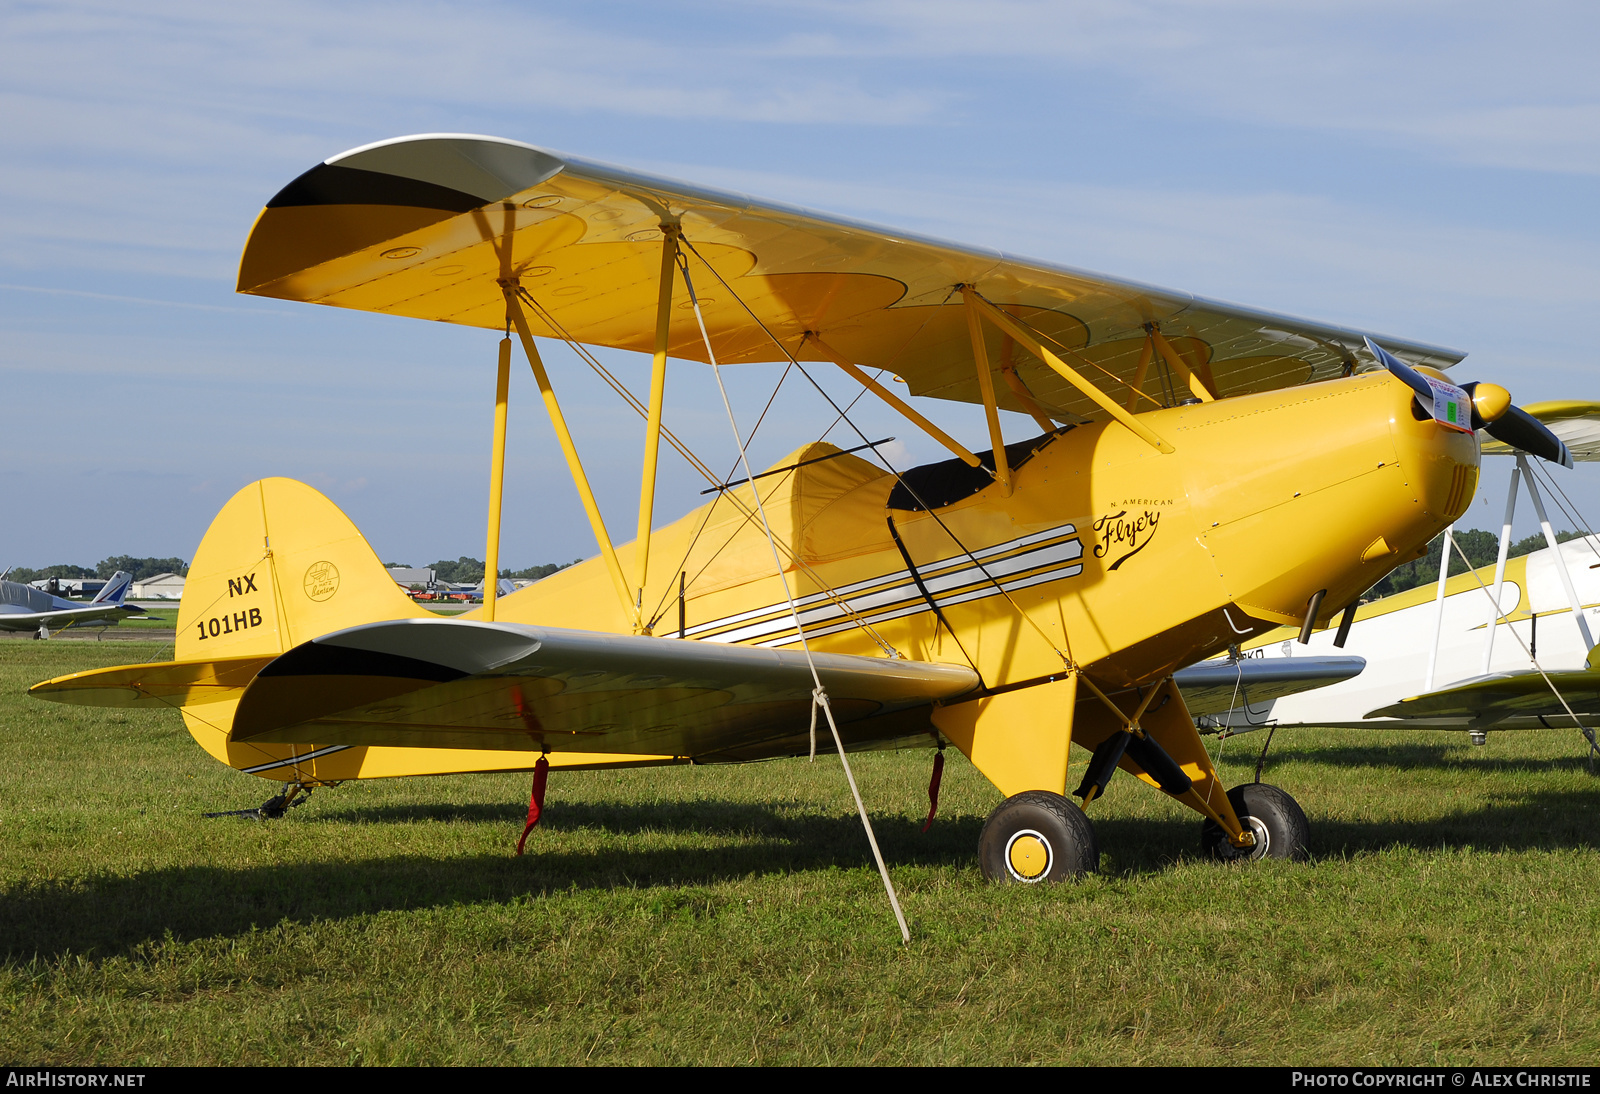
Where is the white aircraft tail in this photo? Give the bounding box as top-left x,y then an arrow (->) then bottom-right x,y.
91,571 -> 133,605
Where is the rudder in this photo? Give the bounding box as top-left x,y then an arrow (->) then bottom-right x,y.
172,479 -> 427,777
177,479 -> 427,661
91,571 -> 132,605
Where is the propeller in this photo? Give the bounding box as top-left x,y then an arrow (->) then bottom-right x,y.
1364,337 -> 1573,468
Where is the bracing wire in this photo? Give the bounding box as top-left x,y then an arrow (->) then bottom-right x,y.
793,354 -> 1072,664
649,365 -> 886,644
515,288 -> 898,656
648,464 -> 896,658
1204,658 -> 1249,807
674,249 -> 911,943
1527,460 -> 1600,564
1449,534 -> 1600,771
677,237 -> 1072,668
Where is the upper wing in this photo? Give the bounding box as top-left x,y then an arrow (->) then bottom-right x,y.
227,617 -> 979,762
1174,654 -> 1367,716
1480,401 -> 1600,462
238,134 -> 1463,424
1365,668 -> 1600,728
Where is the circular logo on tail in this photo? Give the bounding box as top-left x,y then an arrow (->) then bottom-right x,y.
303,561 -> 340,602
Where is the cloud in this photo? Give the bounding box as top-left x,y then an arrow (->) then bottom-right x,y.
738,0 -> 1600,176
0,2 -> 944,131
0,2 -> 951,277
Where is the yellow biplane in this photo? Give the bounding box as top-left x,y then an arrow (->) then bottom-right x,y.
32,134 -> 1570,908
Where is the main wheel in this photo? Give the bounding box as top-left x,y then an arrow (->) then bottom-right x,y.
1201,782 -> 1309,862
978,790 -> 1098,883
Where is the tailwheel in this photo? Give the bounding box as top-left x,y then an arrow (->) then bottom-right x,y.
203,782 -> 315,820
1201,782 -> 1309,863
978,790 -> 1098,883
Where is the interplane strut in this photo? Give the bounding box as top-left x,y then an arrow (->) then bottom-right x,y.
962,289 -> 1176,454
503,285 -> 638,628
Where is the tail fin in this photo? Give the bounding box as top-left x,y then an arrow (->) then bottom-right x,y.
175,478 -> 427,662
91,571 -> 132,604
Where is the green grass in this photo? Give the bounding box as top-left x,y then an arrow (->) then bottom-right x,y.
115,608 -> 177,631
2,641 -> 1599,1064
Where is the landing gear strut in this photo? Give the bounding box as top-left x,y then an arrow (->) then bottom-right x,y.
1201,783 -> 1309,862
978,790 -> 1099,883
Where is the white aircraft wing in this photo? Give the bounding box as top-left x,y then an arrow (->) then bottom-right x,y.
1480,401 -> 1600,462
1174,654 -> 1367,717
1365,653 -> 1600,729
0,605 -> 137,631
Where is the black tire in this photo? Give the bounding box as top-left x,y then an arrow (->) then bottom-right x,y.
978,790 -> 1098,883
1201,782 -> 1310,862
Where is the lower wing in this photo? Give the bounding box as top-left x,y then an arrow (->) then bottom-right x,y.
0,604 -> 144,631
1174,654 -> 1367,716
1365,668 -> 1600,729
34,617 -> 981,762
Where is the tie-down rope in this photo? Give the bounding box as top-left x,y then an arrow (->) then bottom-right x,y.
675,249 -> 911,944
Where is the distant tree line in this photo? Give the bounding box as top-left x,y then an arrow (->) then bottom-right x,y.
406,533 -> 1592,600
4,556 -> 188,584
1364,528 -> 1590,600
502,560 -> 583,582
10,533 -> 1583,601
383,557 -> 582,584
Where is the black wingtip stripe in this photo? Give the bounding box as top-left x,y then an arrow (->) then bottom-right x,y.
266,163 -> 488,213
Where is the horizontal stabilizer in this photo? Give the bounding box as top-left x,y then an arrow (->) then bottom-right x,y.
30,656 -> 278,708
232,617 -> 981,758
1174,654 -> 1367,716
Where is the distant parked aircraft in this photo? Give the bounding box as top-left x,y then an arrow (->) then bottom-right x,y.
0,571 -> 145,638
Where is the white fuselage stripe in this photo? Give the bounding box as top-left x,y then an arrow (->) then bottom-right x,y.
693,523 -> 1082,647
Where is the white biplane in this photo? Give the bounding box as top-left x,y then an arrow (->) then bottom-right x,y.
1193,404 -> 1598,752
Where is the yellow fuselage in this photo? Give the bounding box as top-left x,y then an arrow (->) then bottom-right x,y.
487,370 -> 1475,693
145,369 -> 1473,798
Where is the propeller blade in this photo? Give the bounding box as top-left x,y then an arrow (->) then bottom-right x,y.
1365,336 -> 1431,401
1365,336 -> 1473,433
1365,337 -> 1570,467
1481,405 -> 1575,468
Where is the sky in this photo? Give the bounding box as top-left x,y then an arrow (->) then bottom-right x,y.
3,0 -> 1598,571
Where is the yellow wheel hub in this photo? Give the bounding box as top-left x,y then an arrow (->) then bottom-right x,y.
1007,832 -> 1050,880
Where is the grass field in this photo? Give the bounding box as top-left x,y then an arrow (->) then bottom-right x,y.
3,639 -> 1599,1065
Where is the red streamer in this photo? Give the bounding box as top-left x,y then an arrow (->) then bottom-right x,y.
922,749 -> 945,833
514,755 -> 551,856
